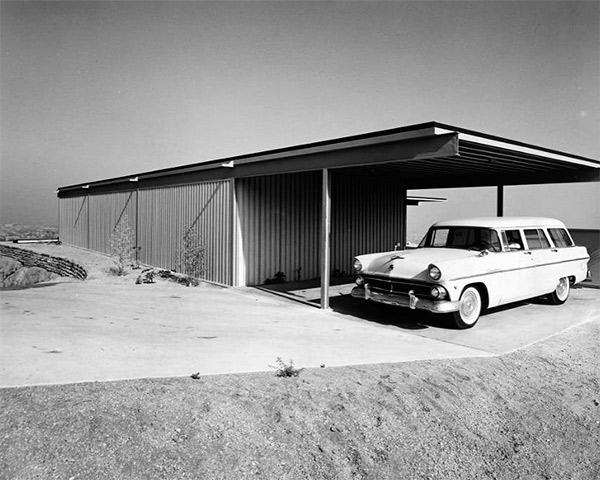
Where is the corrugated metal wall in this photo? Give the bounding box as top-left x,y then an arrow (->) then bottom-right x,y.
59,180 -> 233,285
236,171 -> 406,285
237,172 -> 321,285
59,173 -> 405,287
332,173 -> 406,275
136,181 -> 232,285
89,191 -> 138,254
58,195 -> 89,248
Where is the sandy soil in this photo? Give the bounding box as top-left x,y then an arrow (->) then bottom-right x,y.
0,319 -> 598,479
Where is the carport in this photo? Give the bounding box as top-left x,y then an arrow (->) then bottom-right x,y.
238,122 -> 599,308
57,122 -> 600,308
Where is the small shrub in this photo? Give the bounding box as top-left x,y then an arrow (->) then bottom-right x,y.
157,269 -> 199,287
135,269 -> 156,284
270,357 -> 303,378
135,268 -> 199,287
109,214 -> 135,276
265,271 -> 286,285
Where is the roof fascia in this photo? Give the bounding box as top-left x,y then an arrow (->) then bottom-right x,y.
57,122 -> 439,192
406,167 -> 599,190
433,123 -> 600,168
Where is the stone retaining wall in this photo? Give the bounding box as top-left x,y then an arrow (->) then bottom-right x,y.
0,244 -> 87,280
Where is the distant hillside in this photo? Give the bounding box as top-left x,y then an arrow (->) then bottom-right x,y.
0,224 -> 58,242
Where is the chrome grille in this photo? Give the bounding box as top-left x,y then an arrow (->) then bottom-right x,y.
363,275 -> 433,298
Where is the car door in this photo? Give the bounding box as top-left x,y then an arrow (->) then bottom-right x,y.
496,228 -> 536,304
522,228 -> 555,296
545,227 -> 584,284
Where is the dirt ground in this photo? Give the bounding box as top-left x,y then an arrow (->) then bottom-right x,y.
0,318 -> 598,479
1,242 -> 599,479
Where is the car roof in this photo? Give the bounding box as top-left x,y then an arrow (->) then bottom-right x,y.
431,217 -> 567,229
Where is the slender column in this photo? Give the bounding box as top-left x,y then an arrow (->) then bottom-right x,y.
497,185 -> 504,217
135,188 -> 139,265
57,196 -> 60,241
401,187 -> 407,248
87,194 -> 90,249
320,168 -> 331,310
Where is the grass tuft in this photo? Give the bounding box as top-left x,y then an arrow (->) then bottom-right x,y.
270,357 -> 304,377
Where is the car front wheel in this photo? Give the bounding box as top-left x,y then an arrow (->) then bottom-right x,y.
549,277 -> 570,305
453,286 -> 482,329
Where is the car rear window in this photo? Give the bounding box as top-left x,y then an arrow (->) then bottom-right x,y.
547,228 -> 574,247
524,229 -> 551,250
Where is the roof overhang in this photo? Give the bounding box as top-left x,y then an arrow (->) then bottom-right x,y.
406,195 -> 447,206
57,121 -> 599,197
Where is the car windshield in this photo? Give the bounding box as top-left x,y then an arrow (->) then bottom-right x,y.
419,227 -> 502,252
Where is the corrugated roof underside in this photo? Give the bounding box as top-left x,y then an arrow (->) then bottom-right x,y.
340,140 -> 593,188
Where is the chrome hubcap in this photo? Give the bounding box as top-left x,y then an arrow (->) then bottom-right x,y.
460,290 -> 479,323
556,278 -> 568,299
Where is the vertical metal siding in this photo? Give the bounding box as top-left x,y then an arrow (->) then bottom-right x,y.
88,191 -> 138,255
237,172 -> 321,285
59,172 -> 405,288
331,173 -> 406,275
58,196 -> 89,248
237,171 -> 405,286
137,181 -> 232,285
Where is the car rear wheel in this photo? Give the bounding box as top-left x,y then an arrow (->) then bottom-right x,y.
549,277 -> 570,305
453,286 -> 482,329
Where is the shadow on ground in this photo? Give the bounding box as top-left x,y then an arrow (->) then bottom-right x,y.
258,279 -> 556,332
327,292 -> 560,331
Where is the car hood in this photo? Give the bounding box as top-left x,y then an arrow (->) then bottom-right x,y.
356,248 -> 482,282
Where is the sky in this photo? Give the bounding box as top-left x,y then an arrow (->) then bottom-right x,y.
1,1 -> 598,234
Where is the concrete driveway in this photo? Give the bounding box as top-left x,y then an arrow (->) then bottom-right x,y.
1,279 -> 598,388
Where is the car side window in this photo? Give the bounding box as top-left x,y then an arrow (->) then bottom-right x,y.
524,229 -> 551,250
480,229 -> 501,252
548,228 -> 574,248
503,229 -> 524,251
431,228 -> 449,247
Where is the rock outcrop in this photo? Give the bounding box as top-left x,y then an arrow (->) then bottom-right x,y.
0,244 -> 87,288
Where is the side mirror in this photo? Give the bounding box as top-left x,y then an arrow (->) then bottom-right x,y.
394,242 -> 402,251
508,243 -> 521,251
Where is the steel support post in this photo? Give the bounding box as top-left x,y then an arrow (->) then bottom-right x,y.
497,185 -> 504,217
320,168 -> 331,310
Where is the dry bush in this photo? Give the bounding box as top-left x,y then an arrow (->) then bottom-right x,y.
109,215 -> 135,276
178,223 -> 206,279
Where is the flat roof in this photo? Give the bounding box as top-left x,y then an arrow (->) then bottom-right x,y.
58,121 -> 600,196
433,217 -> 566,229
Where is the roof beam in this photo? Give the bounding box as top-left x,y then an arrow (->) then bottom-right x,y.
406,168 -> 599,190
230,133 -> 459,178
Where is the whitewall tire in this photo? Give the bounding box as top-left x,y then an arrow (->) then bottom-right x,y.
550,277 -> 570,305
453,286 -> 482,329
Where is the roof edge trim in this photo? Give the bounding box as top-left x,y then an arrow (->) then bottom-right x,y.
433,123 -> 600,167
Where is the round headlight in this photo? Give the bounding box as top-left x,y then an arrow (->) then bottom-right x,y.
430,286 -> 447,299
355,275 -> 364,287
353,259 -> 363,273
428,264 -> 441,281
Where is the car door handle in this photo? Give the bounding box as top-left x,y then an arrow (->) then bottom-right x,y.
523,251 -> 532,255
551,249 -> 558,252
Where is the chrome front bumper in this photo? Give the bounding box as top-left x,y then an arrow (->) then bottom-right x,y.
351,286 -> 460,314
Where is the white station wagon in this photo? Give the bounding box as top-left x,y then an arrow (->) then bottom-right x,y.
352,217 -> 590,329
